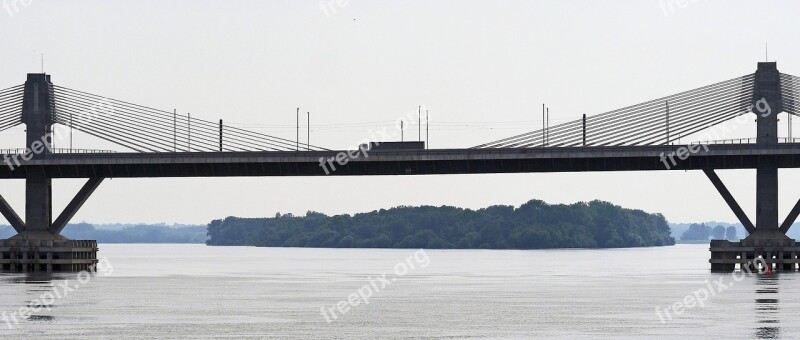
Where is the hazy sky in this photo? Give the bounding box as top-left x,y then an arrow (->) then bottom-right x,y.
1,0 -> 799,225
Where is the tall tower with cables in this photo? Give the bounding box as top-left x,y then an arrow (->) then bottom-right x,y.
20,74 -> 54,234
753,63 -> 781,232
0,74 -> 100,273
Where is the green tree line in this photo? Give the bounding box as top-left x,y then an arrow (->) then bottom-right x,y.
207,200 -> 675,249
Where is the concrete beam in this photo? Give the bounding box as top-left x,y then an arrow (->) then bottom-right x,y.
0,194 -> 25,233
703,169 -> 756,235
50,177 -> 104,235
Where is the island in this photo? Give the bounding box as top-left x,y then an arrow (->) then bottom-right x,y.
207,199 -> 675,249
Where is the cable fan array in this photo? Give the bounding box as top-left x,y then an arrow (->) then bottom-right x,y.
52,86 -> 329,153
0,85 -> 23,132
473,74 -> 757,148
782,73 -> 800,116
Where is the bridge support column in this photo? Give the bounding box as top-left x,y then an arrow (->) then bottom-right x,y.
756,161 -> 779,233
0,74 -> 100,273
22,171 -> 53,239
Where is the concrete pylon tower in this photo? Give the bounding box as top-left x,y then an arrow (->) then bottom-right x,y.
0,74 -> 100,273
710,62 -> 797,272
753,62 -> 781,234
19,73 -> 56,240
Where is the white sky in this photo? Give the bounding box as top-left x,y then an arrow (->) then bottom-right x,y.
0,0 -> 799,225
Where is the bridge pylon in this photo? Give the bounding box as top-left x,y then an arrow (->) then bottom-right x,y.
0,74 -> 100,273
710,62 -> 800,272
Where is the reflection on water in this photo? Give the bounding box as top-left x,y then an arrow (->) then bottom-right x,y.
0,272 -> 92,285
754,274 -> 780,339
0,271 -> 100,328
0,272 -> 55,285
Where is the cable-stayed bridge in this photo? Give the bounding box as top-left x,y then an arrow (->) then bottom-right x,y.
1,62 -> 799,272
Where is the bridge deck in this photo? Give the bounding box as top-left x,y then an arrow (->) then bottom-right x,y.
2,144 -> 800,178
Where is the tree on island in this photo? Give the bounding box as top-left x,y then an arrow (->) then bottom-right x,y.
712,225 -> 726,240
680,223 -> 711,241
725,225 -> 738,240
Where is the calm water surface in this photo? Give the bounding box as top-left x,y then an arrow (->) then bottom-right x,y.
0,244 -> 798,339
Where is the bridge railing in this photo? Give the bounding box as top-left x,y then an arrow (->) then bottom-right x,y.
0,148 -> 116,155
689,137 -> 800,145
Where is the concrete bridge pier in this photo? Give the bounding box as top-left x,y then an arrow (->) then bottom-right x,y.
709,62 -> 800,272
0,74 -> 100,273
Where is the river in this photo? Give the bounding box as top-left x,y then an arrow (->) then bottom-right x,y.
0,244 -> 797,339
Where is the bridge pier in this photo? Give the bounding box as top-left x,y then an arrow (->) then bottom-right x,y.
0,74 -> 100,273
709,62 -> 799,272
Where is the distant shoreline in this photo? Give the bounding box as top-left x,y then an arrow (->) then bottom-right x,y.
0,223 -> 207,243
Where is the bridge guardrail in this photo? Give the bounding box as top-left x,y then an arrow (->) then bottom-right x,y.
0,148 -> 115,155
690,137 -> 800,145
